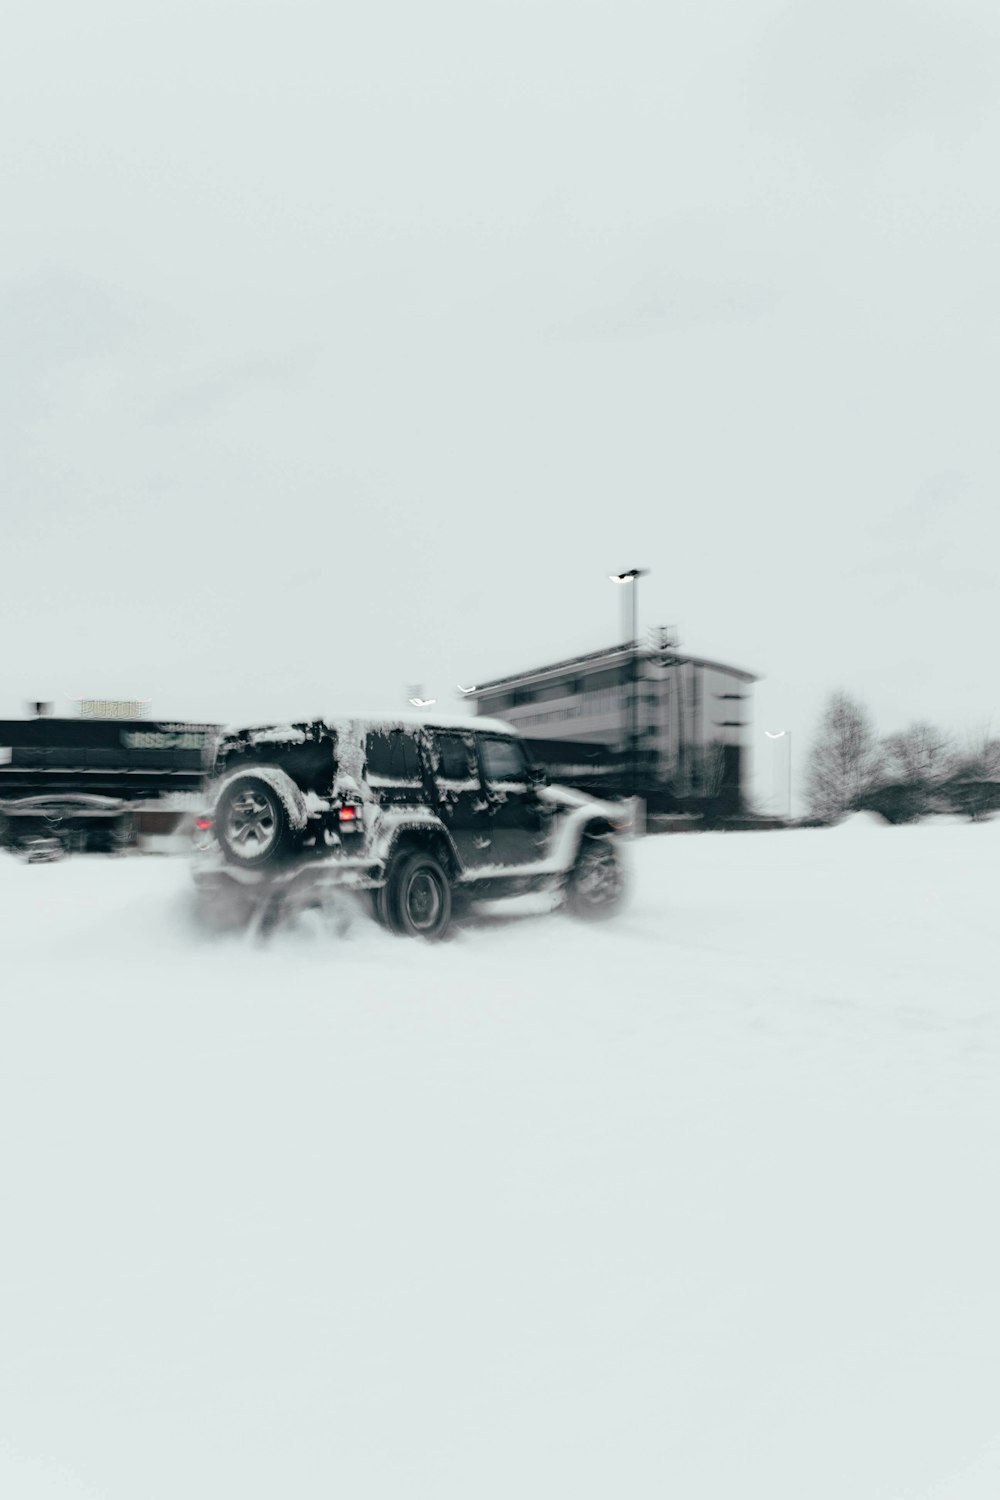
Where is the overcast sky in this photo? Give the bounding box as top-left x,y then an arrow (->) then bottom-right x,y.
3,0 -> 999,806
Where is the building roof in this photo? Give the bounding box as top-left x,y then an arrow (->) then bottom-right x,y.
472,643 -> 757,693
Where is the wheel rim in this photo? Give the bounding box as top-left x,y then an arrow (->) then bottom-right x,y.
405,869 -> 443,930
225,789 -> 277,856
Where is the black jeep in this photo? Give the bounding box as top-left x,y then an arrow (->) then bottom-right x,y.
193,713 -> 629,938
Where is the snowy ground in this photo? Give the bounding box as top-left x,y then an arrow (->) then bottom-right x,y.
2,818 -> 999,1500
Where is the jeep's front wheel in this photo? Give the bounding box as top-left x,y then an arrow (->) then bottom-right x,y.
565,834 -> 626,920
214,775 -> 300,869
385,852 -> 453,939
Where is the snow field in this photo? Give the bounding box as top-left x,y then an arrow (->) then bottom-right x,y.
1,819 -> 999,1499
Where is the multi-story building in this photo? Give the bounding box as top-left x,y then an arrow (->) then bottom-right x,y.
469,639 -> 756,814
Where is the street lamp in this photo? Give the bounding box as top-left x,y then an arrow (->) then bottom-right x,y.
609,568 -> 649,806
764,729 -> 792,819
609,568 -> 648,644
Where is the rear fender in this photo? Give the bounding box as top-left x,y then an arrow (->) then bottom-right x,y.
374,819 -> 459,881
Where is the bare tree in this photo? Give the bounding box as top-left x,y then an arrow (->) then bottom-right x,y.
702,742 -> 728,798
882,722 -> 955,786
806,692 -> 884,820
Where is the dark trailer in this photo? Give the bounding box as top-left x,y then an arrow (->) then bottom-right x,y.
0,717 -> 216,851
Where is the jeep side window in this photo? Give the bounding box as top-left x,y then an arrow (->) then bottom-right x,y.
479,735 -> 528,784
365,729 -> 423,783
435,732 -> 476,782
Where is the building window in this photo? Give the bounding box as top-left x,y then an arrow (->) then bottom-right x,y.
532,679 -> 571,703
584,666 -> 628,693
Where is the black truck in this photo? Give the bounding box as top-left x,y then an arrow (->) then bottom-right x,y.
0,716 -> 215,855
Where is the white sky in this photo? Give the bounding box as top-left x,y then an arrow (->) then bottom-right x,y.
3,0 -> 999,807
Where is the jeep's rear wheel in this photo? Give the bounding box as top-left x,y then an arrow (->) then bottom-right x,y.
384,852 -> 452,939
214,775 -> 299,869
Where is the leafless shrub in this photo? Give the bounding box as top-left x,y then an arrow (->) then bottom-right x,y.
855,722 -> 957,822
943,728 -> 1000,820
882,722 -> 956,786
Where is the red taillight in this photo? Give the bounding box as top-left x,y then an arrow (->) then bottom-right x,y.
337,806 -> 357,823
195,817 -> 213,830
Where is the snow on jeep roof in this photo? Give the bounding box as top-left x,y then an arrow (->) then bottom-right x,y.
220,711 -> 520,738
326,710 -> 518,736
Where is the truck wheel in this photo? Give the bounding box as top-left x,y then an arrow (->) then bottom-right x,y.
214,774 -> 300,869
384,852 -> 453,939
565,835 -> 626,921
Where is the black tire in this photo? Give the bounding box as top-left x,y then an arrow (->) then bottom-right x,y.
370,886 -> 392,928
565,834 -> 626,921
384,851 -> 453,939
213,775 -> 300,869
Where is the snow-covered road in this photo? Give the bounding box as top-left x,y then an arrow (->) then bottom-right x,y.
2,819 -> 999,1499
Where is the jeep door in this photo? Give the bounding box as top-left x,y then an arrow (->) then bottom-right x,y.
428,730 -> 494,869
364,728 -> 427,806
476,733 -> 549,867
